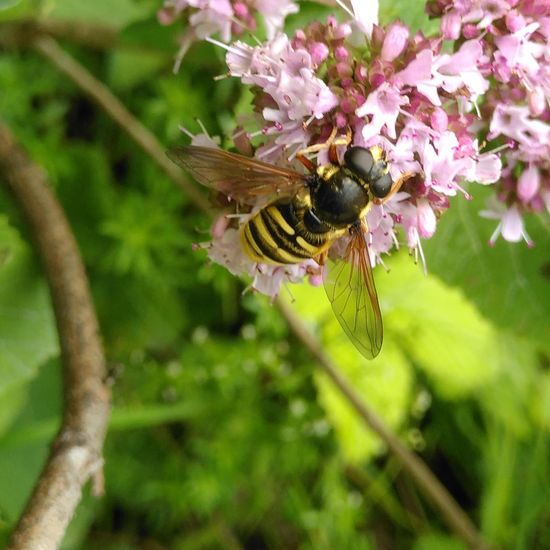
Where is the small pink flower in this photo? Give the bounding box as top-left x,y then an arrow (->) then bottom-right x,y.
356,83 -> 409,141
490,104 -> 550,148
395,49 -> 439,104
481,200 -> 534,245
468,152 -> 502,184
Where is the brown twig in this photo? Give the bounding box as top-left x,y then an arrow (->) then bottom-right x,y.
0,19 -> 117,50
0,122 -> 111,550
30,36 -> 489,548
33,36 -> 211,213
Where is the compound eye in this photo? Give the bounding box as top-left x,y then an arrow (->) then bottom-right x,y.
344,147 -> 374,180
370,173 -> 392,198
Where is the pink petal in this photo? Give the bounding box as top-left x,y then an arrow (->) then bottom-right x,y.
501,205 -> 525,242
517,165 -> 540,202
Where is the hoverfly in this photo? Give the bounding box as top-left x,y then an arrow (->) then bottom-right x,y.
168,141 -> 406,359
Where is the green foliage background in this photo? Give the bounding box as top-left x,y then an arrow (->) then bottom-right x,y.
0,1 -> 549,548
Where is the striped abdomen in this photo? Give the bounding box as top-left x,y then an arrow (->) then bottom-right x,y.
240,199 -> 344,265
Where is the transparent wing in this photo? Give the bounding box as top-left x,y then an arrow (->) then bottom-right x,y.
167,146 -> 308,204
324,225 -> 383,359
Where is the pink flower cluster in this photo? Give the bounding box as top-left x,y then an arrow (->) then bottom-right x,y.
158,0 -> 298,69
427,0 -> 550,245
196,7 -> 502,296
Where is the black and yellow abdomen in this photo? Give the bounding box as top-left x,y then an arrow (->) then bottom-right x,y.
240,198 -> 344,266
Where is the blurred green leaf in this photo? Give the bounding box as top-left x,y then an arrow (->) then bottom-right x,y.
284,1 -> 335,35
423,186 -> 550,349
0,442 -> 49,521
0,387 -> 27,436
380,0 -> 438,33
0,358 -> 61,522
379,253 -> 501,398
0,216 -> 58,401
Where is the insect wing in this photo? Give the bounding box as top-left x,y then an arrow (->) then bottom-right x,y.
167,146 -> 307,204
324,227 -> 383,359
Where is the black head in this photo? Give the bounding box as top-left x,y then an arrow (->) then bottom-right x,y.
344,146 -> 393,199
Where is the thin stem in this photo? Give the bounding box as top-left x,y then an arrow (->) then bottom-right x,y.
0,122 -> 111,550
0,18 -> 117,49
33,36 -> 211,213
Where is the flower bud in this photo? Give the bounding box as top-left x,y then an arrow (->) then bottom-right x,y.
233,2 -> 249,19
369,72 -> 385,88
441,12 -> 462,40
335,111 -> 348,128
340,97 -> 354,113
354,63 -> 368,83
518,165 -> 540,203
381,21 -> 409,62
336,62 -> 353,79
310,42 -> 329,65
334,45 -> 349,62
371,25 -> 385,50
462,24 -> 479,39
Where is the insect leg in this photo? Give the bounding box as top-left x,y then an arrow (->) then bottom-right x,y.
372,173 -> 414,205
295,153 -> 317,174
296,127 -> 352,158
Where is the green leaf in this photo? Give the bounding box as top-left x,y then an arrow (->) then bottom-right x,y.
479,334 -> 540,438
379,253 -> 502,398
0,216 -> 58,401
0,442 -> 49,521
0,358 -> 62,522
423,185 -> 550,349
0,386 -> 27,436
284,1 -> 335,35
380,0 -> 438,34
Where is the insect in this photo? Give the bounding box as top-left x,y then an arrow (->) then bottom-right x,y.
167,141 -> 406,359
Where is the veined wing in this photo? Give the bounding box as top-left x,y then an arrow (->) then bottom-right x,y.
167,146 -> 308,204
324,225 -> 383,359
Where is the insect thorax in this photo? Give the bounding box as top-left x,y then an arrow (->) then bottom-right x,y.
310,168 -> 371,228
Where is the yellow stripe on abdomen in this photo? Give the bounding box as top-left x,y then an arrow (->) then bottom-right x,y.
240,215 -> 316,265
266,205 -> 295,236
